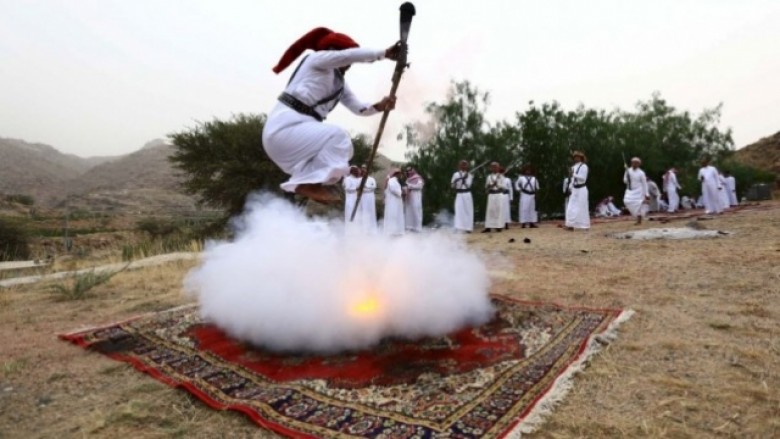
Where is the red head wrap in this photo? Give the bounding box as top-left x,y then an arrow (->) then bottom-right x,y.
272,27 -> 359,74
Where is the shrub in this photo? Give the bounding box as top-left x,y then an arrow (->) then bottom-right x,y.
0,219 -> 31,261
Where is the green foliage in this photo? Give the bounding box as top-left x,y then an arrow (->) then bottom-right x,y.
49,264 -> 128,301
168,114 -> 285,224
4,194 -> 35,206
0,219 -> 31,261
405,82 -> 741,220
403,81 -> 495,222
351,134 -> 385,173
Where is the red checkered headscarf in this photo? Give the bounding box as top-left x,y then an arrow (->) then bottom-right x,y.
272,27 -> 359,74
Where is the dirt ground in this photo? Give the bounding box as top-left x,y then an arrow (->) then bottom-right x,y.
1,203 -> 778,438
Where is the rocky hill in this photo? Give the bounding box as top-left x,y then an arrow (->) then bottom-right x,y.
0,137 -> 189,210
66,140 -> 183,195
733,131 -> 780,177
0,137 -> 115,203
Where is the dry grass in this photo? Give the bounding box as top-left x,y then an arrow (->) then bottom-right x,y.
1,203 -> 779,438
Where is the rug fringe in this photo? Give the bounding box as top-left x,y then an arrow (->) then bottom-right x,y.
505,308 -> 635,438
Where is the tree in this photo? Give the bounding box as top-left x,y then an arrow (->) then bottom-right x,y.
404,81 -> 494,222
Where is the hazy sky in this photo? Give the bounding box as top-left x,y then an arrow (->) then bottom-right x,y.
1,0 -> 778,161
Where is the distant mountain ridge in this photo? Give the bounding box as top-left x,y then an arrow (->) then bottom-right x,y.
0,137 -> 183,208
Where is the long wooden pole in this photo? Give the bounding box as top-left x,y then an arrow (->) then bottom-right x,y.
350,3 -> 415,222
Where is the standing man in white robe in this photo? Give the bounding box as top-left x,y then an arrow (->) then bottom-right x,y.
451,160 -> 474,233
262,27 -> 400,204
664,167 -> 682,213
565,151 -> 590,230
342,166 -> 361,224
724,170 -> 738,206
623,157 -> 650,225
717,172 -> 731,210
383,169 -> 405,236
359,164 -> 378,234
404,167 -> 424,232
647,179 -> 661,213
515,166 -> 540,228
501,167 -> 513,229
483,162 -> 507,233
697,158 -> 724,215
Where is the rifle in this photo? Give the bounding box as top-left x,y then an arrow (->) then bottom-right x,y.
351,3 -> 416,222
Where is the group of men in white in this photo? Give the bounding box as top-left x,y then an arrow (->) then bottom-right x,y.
474,161 -> 541,233
342,165 -> 424,236
340,153 -> 739,236
595,156 -> 738,225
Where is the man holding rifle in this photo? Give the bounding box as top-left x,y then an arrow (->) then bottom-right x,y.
451,160 -> 475,233
262,27 -> 402,204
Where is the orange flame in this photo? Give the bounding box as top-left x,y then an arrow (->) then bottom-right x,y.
349,295 -> 381,318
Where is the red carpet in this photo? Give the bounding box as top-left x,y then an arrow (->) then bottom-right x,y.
61,295 -> 632,438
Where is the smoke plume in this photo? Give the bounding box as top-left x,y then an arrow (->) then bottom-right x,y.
184,193 -> 494,353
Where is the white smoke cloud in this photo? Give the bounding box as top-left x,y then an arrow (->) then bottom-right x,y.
184,193 -> 494,354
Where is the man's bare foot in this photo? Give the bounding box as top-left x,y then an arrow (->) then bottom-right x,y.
295,184 -> 340,204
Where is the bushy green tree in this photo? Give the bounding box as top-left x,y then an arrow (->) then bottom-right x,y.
403,81 -> 495,222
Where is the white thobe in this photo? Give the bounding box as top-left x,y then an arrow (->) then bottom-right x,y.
647,181 -> 660,212
485,173 -> 507,229
360,177 -> 378,234
262,48 -> 384,192
718,175 -> 730,210
623,168 -> 649,217
515,175 -> 539,224
451,171 -> 474,232
698,166 -> 723,214
383,177 -> 405,235
725,176 -> 738,206
343,175 -> 361,224
565,164 -> 590,229
665,171 -> 682,213
607,202 -> 622,216
503,177 -> 513,225
404,175 -> 424,232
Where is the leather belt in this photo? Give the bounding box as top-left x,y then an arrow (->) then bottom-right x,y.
278,92 -> 323,122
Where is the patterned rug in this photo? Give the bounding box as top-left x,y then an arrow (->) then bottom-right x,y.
61,295 -> 632,438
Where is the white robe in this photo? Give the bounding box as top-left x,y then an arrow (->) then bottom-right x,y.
360,177 -> 378,234
383,177 -> 405,235
718,175 -> 730,210
343,175 -> 361,224
647,180 -> 660,212
262,48 -> 384,192
451,171 -> 474,232
725,176 -> 738,206
404,175 -> 424,232
665,170 -> 681,213
485,173 -> 508,229
565,163 -> 590,229
503,176 -> 513,225
623,168 -> 649,217
515,175 -> 539,224
698,166 -> 723,214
